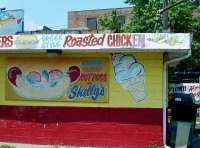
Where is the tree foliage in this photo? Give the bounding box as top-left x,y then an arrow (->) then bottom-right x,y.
97,0 -> 200,80
121,0 -> 162,33
97,9 -> 121,31
121,0 -> 196,33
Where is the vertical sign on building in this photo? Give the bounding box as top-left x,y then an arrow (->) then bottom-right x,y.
0,9 -> 24,35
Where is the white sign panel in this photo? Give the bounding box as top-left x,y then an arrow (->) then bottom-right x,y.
0,33 -> 191,52
169,83 -> 200,101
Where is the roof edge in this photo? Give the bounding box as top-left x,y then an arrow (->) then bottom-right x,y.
68,7 -> 133,13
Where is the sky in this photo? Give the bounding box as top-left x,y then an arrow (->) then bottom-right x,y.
0,0 -> 130,31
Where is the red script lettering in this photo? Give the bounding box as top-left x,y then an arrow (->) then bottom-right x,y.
63,34 -> 105,48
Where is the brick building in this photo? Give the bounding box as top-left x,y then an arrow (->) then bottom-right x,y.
68,7 -> 132,30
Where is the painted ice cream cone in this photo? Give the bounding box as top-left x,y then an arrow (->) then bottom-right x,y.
121,74 -> 147,103
110,53 -> 147,103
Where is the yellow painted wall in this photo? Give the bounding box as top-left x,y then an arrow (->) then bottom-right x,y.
0,52 -> 163,108
164,53 -> 169,107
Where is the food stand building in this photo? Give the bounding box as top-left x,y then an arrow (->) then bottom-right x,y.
0,32 -> 192,147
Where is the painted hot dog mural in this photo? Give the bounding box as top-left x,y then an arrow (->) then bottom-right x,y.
7,66 -> 81,100
6,58 -> 109,102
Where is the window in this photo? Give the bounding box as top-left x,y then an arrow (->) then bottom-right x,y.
118,16 -> 125,27
87,18 -> 97,30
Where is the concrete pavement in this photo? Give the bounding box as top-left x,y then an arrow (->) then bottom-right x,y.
0,142 -> 67,148
0,142 -> 92,148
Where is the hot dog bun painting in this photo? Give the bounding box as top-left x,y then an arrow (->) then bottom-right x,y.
7,66 -> 81,100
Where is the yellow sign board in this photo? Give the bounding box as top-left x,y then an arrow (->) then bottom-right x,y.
6,58 -> 109,102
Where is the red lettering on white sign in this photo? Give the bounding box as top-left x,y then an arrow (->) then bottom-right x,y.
107,34 -> 145,47
63,34 -> 105,48
107,34 -> 132,47
0,36 -> 13,48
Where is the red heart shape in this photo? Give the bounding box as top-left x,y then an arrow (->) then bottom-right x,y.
67,66 -> 81,83
28,71 -> 41,82
7,67 -> 22,86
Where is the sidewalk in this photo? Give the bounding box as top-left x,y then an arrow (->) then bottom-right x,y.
0,142 -> 66,148
0,142 -> 92,148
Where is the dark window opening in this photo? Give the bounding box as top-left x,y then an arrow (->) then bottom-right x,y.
118,16 -> 125,26
87,18 -> 97,30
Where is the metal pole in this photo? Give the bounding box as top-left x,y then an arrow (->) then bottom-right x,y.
153,0 -> 185,32
163,0 -> 168,30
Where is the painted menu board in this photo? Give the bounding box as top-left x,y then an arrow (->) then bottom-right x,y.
5,58 -> 109,102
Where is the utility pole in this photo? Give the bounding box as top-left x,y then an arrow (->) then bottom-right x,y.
153,0 -> 186,33
163,0 -> 168,30
154,0 -> 200,32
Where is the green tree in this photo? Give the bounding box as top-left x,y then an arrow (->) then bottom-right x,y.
165,0 -> 200,78
121,0 -> 162,33
97,0 -> 200,80
97,9 -> 121,31
121,0 -> 196,33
